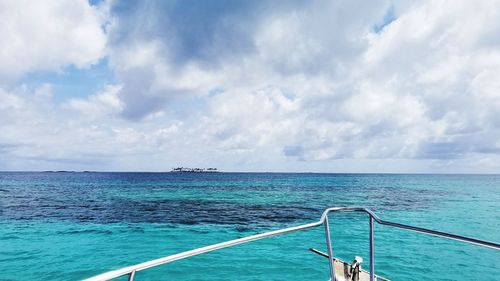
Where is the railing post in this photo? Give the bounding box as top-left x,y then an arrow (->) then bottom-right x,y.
127,270 -> 136,281
324,214 -> 336,281
369,215 -> 375,281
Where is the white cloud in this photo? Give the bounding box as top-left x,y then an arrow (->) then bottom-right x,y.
353,0 -> 500,159
0,0 -> 107,82
0,84 -> 177,171
109,40 -> 223,119
66,84 -> 123,118
1,0 -> 500,172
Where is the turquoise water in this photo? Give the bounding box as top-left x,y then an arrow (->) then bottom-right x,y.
0,172 -> 499,280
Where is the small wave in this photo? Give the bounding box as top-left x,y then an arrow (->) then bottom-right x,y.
56,229 -> 113,235
0,234 -> 22,240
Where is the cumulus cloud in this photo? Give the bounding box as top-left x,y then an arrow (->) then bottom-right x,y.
66,84 -> 123,118
355,0 -> 500,160
106,0 -> 392,119
1,0 -> 500,172
0,0 -> 107,83
0,84 -> 179,171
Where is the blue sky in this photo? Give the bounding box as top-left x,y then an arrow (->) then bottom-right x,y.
372,5 -> 396,33
1,0 -> 500,173
23,59 -> 113,102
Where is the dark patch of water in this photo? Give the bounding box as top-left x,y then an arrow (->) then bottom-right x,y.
0,172 -> 453,227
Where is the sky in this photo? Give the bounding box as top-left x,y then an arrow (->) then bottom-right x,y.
1,0 -> 500,173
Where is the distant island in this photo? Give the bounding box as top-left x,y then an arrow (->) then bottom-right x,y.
171,167 -> 219,173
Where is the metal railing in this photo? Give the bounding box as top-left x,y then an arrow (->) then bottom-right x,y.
84,207 -> 500,281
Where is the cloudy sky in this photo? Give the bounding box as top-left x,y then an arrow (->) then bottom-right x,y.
1,0 -> 499,173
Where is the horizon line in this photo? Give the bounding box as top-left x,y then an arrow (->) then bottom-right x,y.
0,170 -> 499,175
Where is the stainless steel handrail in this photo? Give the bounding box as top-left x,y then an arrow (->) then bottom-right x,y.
83,221 -> 323,281
84,207 -> 500,281
320,207 -> 500,281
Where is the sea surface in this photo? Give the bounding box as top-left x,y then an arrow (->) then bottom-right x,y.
0,172 -> 499,281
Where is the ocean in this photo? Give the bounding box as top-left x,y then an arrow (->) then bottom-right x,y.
0,172 -> 499,280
